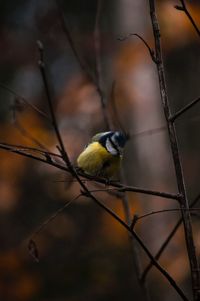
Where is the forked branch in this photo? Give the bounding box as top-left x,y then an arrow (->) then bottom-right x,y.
175,0 -> 200,37
141,193 -> 200,282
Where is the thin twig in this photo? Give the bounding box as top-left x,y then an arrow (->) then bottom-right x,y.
118,33 -> 157,63
170,96 -> 200,122
130,125 -> 167,138
0,82 -> 50,120
0,142 -> 61,158
132,112 -> 200,137
141,219 -> 181,283
118,185 -> 180,201
30,194 -> 80,241
10,95 -> 50,151
120,170 -> 150,301
141,192 -> 200,282
175,1 -> 200,38
0,142 -> 54,164
14,119 -> 49,151
136,207 -> 200,222
55,0 -> 95,83
28,186 -> 124,245
56,0 -> 111,130
191,212 -> 200,219
28,194 -> 80,262
37,41 -> 70,166
148,1 -> 200,299
75,173 -> 180,200
94,0 -> 111,130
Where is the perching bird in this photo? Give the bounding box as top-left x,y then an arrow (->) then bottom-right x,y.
77,131 -> 127,178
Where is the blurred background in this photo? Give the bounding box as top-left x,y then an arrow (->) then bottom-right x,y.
0,0 -> 200,300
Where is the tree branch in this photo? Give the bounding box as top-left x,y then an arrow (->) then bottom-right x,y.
175,0 -> 200,38
55,0 -> 95,83
94,0 -> 111,130
148,2 -> 200,299
0,82 -> 50,121
118,33 -> 157,63
141,192 -> 200,282
170,96 -> 200,122
118,185 -> 180,201
37,40 -> 73,168
28,194 -> 80,262
0,141 -> 180,201
120,168 -> 150,300
0,141 -> 182,212
136,207 -> 200,222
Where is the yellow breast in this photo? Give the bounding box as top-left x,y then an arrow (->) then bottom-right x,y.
77,142 -> 121,178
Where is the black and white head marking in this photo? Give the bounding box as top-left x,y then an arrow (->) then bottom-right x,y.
98,131 -> 127,156
105,136 -> 120,155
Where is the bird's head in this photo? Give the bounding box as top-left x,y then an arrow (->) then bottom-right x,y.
92,131 -> 128,155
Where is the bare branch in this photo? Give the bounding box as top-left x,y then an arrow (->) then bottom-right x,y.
28,186 -> 123,258
175,1 -> 200,38
136,207 -> 200,222
118,185 -> 180,201
29,194 -> 80,240
170,96 -> 200,122
0,142 -> 61,158
94,0 -> 111,130
0,142 -> 52,163
0,140 -> 180,201
120,169 -> 150,301
55,0 -> 95,82
118,33 -> 157,63
148,2 -> 200,297
129,112 -> 200,138
141,192 -> 200,282
0,82 -> 50,121
37,40 -> 72,168
14,119 -> 49,151
130,125 -> 167,138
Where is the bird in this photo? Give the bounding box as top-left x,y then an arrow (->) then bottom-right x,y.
77,131 -> 128,178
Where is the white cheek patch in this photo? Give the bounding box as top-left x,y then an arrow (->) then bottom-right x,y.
111,135 -> 123,155
106,139 -> 118,155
